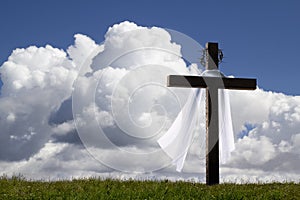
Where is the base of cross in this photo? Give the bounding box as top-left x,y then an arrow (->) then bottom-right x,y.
167,42 -> 257,185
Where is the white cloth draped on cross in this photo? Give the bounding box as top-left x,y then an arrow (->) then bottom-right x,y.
157,69 -> 235,172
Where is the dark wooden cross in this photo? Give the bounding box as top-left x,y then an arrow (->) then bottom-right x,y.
167,42 -> 257,185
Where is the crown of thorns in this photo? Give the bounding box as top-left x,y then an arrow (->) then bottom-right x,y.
200,48 -> 223,67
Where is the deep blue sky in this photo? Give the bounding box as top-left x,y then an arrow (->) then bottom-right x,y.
1,0 -> 299,95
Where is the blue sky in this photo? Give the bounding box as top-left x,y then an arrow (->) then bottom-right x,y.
1,1 -> 300,95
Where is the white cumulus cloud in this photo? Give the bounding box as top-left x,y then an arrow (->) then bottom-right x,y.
0,21 -> 299,183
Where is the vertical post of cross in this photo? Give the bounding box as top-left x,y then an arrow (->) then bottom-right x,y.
206,42 -> 220,185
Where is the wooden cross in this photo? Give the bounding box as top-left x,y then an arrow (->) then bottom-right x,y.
167,42 -> 257,185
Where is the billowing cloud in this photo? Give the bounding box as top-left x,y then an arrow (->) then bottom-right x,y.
229,90 -> 300,173
0,44 -> 77,161
0,21 -> 299,183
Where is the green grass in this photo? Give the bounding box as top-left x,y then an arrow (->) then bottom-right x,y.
0,175 -> 299,199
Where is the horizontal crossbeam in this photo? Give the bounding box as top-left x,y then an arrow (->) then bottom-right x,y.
167,75 -> 257,90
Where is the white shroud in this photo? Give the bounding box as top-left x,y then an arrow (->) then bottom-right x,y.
157,70 -> 235,172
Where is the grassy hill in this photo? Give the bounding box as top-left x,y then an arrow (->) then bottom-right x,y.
0,176 -> 299,199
